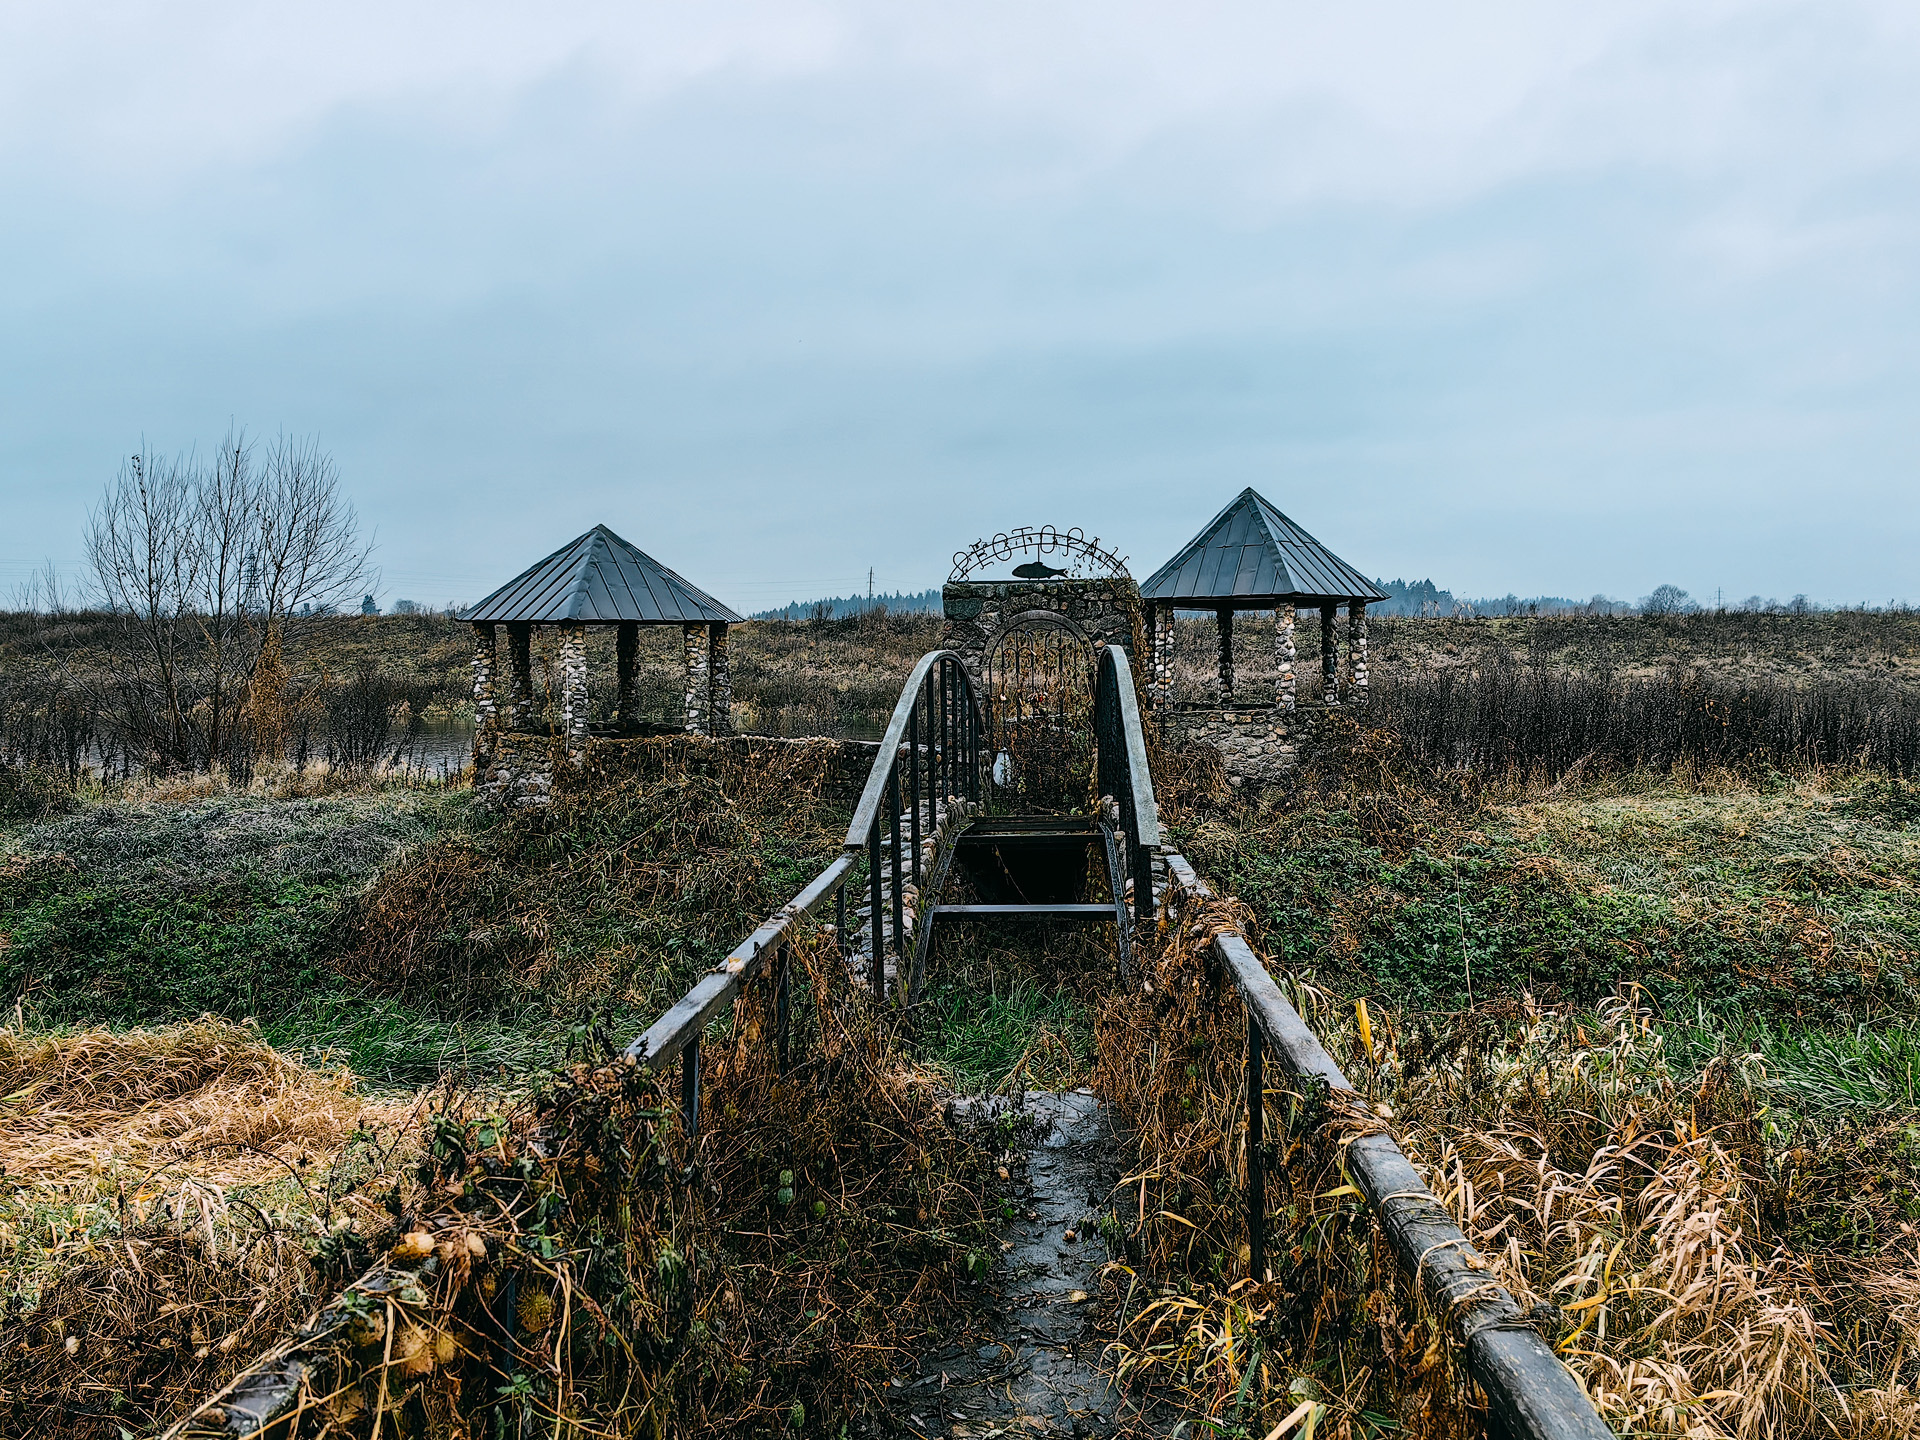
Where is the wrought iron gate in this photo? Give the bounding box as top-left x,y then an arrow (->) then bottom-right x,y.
983,616 -> 1094,810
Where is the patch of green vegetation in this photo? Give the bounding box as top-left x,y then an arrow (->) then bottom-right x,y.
917,975 -> 1094,1093
1658,1005 -> 1920,1116
0,790 -> 468,1025
1178,784 -> 1920,1016
0,743 -> 854,1093
333,753 -> 846,1023
255,991 -> 637,1089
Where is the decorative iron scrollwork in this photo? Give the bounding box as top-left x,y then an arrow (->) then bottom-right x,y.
948,526 -> 1130,582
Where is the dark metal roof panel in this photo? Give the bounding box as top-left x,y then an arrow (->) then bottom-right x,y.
1141,488 -> 1388,605
463,525 -> 744,624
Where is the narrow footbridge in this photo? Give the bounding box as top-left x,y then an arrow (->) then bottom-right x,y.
182,646 -> 1609,1440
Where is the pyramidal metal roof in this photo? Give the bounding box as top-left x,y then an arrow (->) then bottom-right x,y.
1141,489 -> 1389,606
463,525 -> 744,625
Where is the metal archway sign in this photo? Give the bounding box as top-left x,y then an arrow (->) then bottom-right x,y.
948,525 -> 1131,583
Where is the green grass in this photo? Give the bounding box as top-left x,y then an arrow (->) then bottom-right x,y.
916,974 -> 1094,1093
0,756 -> 849,1091
1660,1004 -> 1920,1117
253,991 -> 651,1089
1177,781 -> 1920,1016
0,789 -> 470,1025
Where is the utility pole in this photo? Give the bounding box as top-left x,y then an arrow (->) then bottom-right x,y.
867,568 -> 874,614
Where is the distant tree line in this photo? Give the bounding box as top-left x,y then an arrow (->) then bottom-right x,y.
752,589 -> 943,621
1372,578 -> 1906,619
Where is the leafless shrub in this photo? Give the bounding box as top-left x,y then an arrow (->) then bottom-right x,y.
80,430 -> 373,775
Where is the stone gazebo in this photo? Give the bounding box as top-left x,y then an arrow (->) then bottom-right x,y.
1141,488 -> 1386,786
465,525 -> 743,804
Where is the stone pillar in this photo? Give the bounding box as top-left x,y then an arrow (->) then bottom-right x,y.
1216,606 -> 1235,704
471,623 -> 498,729
1276,604 -> 1296,711
708,623 -> 733,736
1151,602 -> 1176,707
1320,603 -> 1339,707
506,622 -> 534,728
615,622 -> 639,730
683,623 -> 711,735
1348,601 -> 1369,707
557,623 -> 589,746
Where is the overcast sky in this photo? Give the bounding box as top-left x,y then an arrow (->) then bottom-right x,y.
2,1 -> 1917,611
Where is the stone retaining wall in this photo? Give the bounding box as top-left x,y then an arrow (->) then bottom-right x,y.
475,730 -> 881,810
1166,703 -> 1351,788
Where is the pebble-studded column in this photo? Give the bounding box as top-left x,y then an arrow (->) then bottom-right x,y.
683,623 -> 711,735
1150,601 -> 1176,707
615,622 -> 638,730
470,623 -> 498,728
1348,601 -> 1369,708
708,623 -> 733,736
557,623 -> 590,747
1320,603 -> 1339,707
506,622 -> 534,728
470,623 -> 498,765
1276,603 -> 1297,711
1216,605 -> 1235,704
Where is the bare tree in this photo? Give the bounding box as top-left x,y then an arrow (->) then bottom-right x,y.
83,428 -> 375,774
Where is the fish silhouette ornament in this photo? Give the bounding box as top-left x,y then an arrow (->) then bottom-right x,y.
1012,560 -> 1068,579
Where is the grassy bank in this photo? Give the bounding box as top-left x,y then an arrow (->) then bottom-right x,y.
1175,766 -> 1920,1018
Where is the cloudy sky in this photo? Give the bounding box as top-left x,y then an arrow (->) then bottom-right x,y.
2,1 -> 1916,611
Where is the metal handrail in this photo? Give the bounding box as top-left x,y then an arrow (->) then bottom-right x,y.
1093,645 -> 1159,924
840,649 -> 984,1003
1159,852 -> 1613,1440
842,648 -> 981,847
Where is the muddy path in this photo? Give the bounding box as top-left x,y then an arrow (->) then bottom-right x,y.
869,1091 -> 1177,1439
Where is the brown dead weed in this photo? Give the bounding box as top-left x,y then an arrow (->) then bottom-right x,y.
1094,881 -> 1920,1439
0,1020 -> 426,1439
111,924 -> 993,1440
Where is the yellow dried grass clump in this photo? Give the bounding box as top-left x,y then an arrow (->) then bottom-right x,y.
1390,995 -> 1920,1440
0,1017 -> 384,1187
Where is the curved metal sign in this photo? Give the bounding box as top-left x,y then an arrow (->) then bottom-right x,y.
948,525 -> 1130,582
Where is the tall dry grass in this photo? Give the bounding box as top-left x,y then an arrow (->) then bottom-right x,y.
1094,877 -> 1920,1437
1375,659 -> 1920,781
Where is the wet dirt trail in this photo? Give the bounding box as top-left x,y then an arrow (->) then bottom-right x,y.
877,1091 -> 1176,1439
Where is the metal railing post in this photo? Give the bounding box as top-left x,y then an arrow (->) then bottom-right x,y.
1246,1010 -> 1265,1280
907,697 -> 922,886
888,767 -> 906,997
868,817 -> 885,1002
776,944 -> 791,1076
682,1034 -> 702,1139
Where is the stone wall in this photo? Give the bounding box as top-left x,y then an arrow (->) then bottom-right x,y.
1166,702 -> 1367,789
941,577 -> 1143,686
475,730 -> 882,811
1167,704 -> 1303,788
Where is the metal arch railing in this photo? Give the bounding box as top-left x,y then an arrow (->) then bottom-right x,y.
1158,855 -> 1615,1440
842,649 -> 984,1003
1093,645 -> 1159,927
